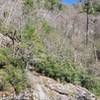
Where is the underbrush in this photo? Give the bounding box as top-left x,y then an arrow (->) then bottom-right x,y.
0,48 -> 28,94
33,54 -> 100,96
5,65 -> 27,94
21,22 -> 100,96
0,22 -> 100,96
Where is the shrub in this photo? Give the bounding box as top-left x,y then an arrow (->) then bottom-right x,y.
20,22 -> 46,60
0,65 -> 27,94
0,54 -> 7,67
0,78 -> 7,91
93,4 -> 100,14
24,0 -> 33,8
81,76 -> 100,96
0,69 -> 11,91
0,47 -> 28,93
34,55 -> 81,83
0,48 -> 12,67
92,79 -> 100,96
44,0 -> 62,10
42,21 -> 53,34
32,53 -> 100,96
5,65 -> 27,94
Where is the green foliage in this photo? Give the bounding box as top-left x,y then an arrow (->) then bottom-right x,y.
0,66 -> 27,94
44,0 -> 62,10
0,48 -> 12,67
82,0 -> 91,13
92,79 -> 100,96
21,22 -> 46,59
32,54 -> 100,95
0,47 -> 27,93
23,0 -> 63,10
79,75 -> 93,89
0,69 -> 10,91
34,55 -> 80,83
0,53 -> 7,66
0,77 -> 8,91
21,23 -> 35,42
0,47 -> 25,68
82,0 -> 100,15
23,0 -> 34,14
24,0 -> 33,8
79,74 -> 100,96
6,65 -> 27,94
9,56 -> 25,69
43,21 -> 53,34
93,4 -> 100,14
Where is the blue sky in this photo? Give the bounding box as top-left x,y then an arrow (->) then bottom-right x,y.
63,0 -> 78,5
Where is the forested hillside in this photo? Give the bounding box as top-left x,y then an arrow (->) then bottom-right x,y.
0,0 -> 100,99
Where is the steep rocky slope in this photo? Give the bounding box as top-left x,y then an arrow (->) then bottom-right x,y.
0,33 -> 97,100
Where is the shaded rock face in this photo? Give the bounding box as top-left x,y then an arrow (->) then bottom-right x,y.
0,70 -> 96,100
0,33 -> 12,47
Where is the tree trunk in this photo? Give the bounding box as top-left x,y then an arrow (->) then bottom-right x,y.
86,2 -> 89,45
